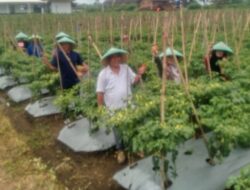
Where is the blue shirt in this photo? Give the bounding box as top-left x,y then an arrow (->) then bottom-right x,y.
51,50 -> 83,89
27,43 -> 43,57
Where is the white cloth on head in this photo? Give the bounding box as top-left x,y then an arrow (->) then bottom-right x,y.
96,64 -> 136,110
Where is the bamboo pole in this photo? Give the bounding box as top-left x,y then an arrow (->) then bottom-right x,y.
88,35 -> 102,59
188,12 -> 202,65
169,42 -> 215,166
180,3 -> 188,85
109,16 -> 113,46
120,13 -> 124,48
203,12 -> 212,79
139,13 -> 142,42
222,13 -> 228,44
159,13 -> 170,190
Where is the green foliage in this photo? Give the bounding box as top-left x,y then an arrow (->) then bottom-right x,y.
226,164 -> 250,190
0,50 -> 60,98
187,1 -> 203,10
54,78 -> 98,120
0,10 -> 249,184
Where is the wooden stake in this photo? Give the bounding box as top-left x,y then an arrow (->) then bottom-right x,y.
180,3 -> 188,85
188,12 -> 202,65
88,35 -> 102,59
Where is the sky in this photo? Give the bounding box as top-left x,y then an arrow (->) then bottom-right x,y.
75,0 -> 105,4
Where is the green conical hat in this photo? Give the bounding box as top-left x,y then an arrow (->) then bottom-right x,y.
212,42 -> 233,54
101,47 -> 128,62
57,36 -> 76,45
15,32 -> 29,41
55,32 -> 70,40
29,34 -> 42,40
159,48 -> 183,58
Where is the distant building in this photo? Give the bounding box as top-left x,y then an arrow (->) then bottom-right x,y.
0,0 -> 72,14
49,0 -> 72,14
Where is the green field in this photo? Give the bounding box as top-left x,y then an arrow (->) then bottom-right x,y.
0,8 -> 249,190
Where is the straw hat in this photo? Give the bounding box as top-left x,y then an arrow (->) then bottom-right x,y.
159,48 -> 183,58
55,32 -> 70,40
101,47 -> 128,64
212,42 -> 233,54
15,32 -> 29,41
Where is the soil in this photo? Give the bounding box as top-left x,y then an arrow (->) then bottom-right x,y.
0,91 -> 126,190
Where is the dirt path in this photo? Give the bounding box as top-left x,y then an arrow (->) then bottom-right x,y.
0,93 -> 125,190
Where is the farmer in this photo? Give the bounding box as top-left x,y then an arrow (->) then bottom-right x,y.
27,34 -> 43,57
96,47 -> 146,163
152,44 -> 183,83
15,32 -> 29,52
204,41 -> 233,75
43,36 -> 88,89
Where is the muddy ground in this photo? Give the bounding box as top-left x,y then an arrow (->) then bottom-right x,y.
0,92 -> 125,190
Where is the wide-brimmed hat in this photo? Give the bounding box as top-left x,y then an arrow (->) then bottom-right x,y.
57,36 -> 76,45
15,32 -> 29,41
101,47 -> 128,64
212,42 -> 233,54
159,48 -> 183,58
55,32 -> 70,40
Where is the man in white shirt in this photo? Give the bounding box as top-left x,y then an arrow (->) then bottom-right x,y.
96,47 -> 146,163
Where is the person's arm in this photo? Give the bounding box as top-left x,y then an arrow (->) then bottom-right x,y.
128,65 -> 146,85
77,63 -> 89,73
42,54 -> 57,71
76,54 -> 89,74
97,92 -> 104,107
96,71 -> 105,107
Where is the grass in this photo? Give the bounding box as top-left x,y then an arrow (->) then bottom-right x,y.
0,104 -> 63,190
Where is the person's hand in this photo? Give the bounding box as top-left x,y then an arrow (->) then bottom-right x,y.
151,44 -> 158,56
77,64 -> 89,73
77,71 -> 84,78
123,35 -> 129,43
138,64 -> 147,75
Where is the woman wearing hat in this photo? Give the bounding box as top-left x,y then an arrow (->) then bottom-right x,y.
152,44 -> 182,83
96,47 -> 146,163
204,42 -> 233,75
27,34 -> 43,57
15,32 -> 29,52
43,36 -> 88,89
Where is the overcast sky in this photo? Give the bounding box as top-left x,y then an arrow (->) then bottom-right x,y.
75,0 -> 105,4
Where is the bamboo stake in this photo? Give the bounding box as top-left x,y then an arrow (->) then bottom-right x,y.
222,13 -> 228,44
153,10 -> 160,45
139,13 -> 142,42
88,35 -> 102,59
169,42 -> 215,166
210,12 -> 219,46
188,12 -> 202,65
180,2 -> 188,85
120,13 -> 124,48
159,13 -> 170,190
203,12 -> 212,79
95,17 -> 99,43
55,48 -> 64,91
109,16 -> 113,46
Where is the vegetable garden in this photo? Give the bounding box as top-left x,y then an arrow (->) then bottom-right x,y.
0,7 -> 249,190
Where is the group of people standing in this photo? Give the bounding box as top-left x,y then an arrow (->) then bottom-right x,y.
15,32 -> 44,57
14,31 -> 233,163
